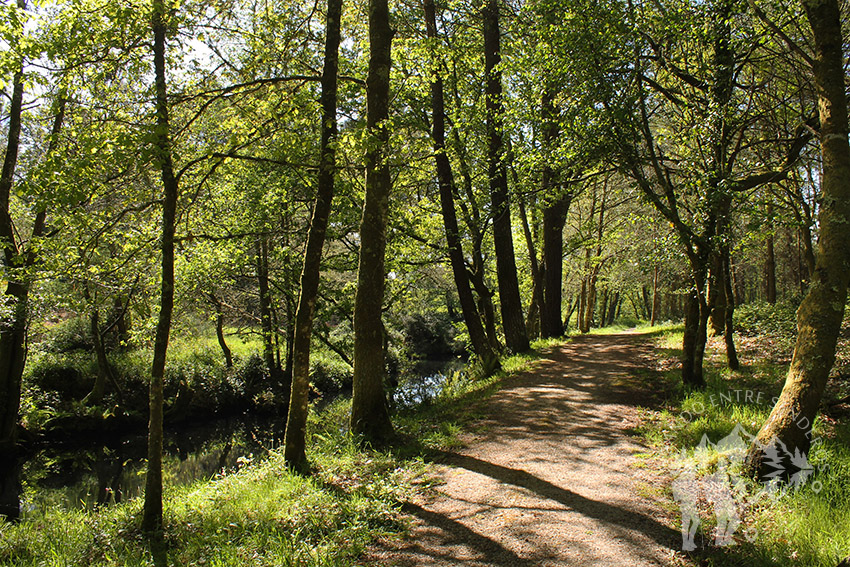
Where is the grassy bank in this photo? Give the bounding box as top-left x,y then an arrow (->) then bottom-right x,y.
636,323 -> 850,567
0,347 -> 544,566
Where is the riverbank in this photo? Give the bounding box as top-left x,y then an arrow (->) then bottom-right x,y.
0,346 -> 540,566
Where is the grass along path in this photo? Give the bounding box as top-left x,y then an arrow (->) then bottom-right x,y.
366,332 -> 682,566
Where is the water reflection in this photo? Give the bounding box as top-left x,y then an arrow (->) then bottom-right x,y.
18,416 -> 285,515
9,358 -> 464,518
393,357 -> 466,408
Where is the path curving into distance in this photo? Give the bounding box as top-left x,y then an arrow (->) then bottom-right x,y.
366,332 -> 682,566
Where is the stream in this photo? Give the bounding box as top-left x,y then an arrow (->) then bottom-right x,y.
3,356 -> 466,518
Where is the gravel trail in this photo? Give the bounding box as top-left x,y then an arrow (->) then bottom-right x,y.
366,332 -> 681,566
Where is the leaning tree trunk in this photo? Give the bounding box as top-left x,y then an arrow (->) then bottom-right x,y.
350,0 -> 394,443
744,0 -> 850,481
142,0 -> 179,536
208,294 -> 233,368
424,0 -> 499,374
483,0 -> 529,354
284,0 -> 342,470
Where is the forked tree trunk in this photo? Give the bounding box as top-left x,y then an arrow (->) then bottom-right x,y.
142,0 -> 179,535
424,0 -> 499,374
483,0 -> 529,353
284,0 -> 343,470
350,0 -> 394,443
744,0 -> 850,481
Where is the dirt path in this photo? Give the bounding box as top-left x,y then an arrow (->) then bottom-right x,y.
366,332 -> 682,566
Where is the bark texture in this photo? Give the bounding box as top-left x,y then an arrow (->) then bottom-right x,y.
483,0 -> 529,353
744,0 -> 850,480
350,0 -> 394,442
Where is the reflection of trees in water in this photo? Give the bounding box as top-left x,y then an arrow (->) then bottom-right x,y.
17,416 -> 285,514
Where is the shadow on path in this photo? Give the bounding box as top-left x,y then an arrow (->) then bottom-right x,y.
400,502 -> 538,566
432,450 -> 679,549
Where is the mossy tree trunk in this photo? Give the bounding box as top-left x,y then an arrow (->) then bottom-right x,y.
350,0 -> 394,443
284,0 -> 343,470
744,0 -> 850,481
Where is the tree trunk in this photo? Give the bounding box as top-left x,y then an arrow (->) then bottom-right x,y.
518,196 -> 542,339
578,278 -> 587,333
1,72 -> 65,462
539,87 -> 570,339
114,295 -> 132,348
541,195 -> 570,337
564,295 -> 578,331
255,237 -> 277,380
606,291 -> 619,326
207,294 -> 232,368
0,65 -> 28,461
483,0 -> 529,353
83,308 -> 120,405
424,0 -> 499,374
708,253 -> 726,336
650,265 -> 660,326
451,129 -> 501,354
765,203 -> 777,303
284,0 -> 343,470
582,270 -> 599,333
142,0 -> 178,535
722,248 -> 739,370
744,0 -> 850,480
350,0 -> 394,442
682,268 -> 709,389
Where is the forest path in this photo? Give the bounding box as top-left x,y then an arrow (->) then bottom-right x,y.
364,332 -> 681,566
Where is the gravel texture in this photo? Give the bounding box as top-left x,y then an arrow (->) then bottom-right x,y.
365,332 -> 683,566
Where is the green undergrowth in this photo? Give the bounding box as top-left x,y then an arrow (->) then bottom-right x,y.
637,327 -> 850,567
0,344 -> 547,566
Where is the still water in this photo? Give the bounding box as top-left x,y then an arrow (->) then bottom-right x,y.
18,416 -> 285,514
8,357 -> 465,517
